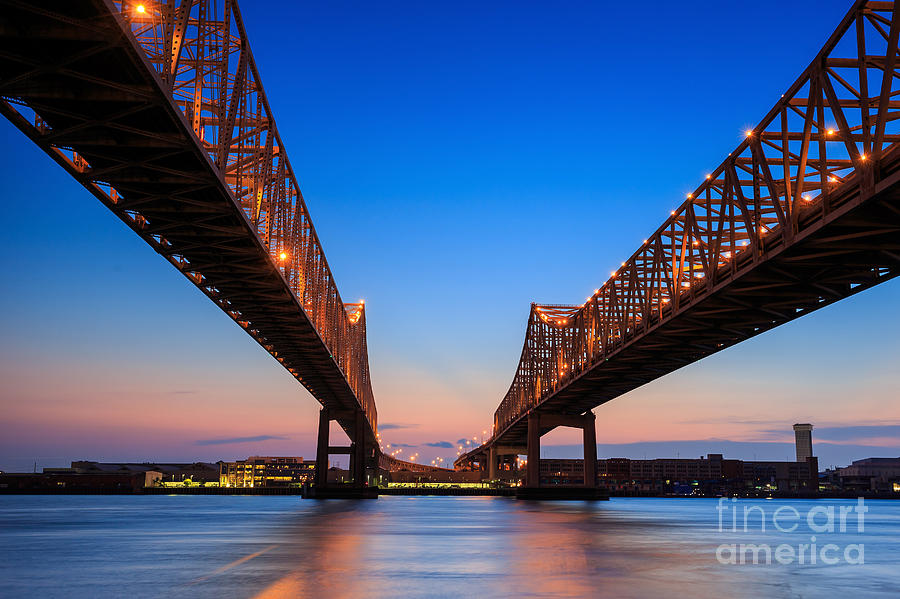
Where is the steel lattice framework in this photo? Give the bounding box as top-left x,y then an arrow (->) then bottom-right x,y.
463,0 -> 900,464
0,0 -> 376,439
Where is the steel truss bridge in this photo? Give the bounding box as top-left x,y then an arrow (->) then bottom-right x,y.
458,0 -> 900,488
0,0 -> 452,490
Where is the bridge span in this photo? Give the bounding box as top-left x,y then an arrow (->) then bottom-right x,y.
0,0 -> 382,492
458,0 -> 900,491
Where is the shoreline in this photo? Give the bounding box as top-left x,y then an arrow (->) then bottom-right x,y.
0,487 -> 896,499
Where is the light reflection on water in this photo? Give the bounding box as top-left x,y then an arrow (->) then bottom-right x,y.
0,495 -> 897,598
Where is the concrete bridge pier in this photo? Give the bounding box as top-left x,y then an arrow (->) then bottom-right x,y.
520,411 -> 607,500
488,445 -> 525,483
307,407 -> 377,498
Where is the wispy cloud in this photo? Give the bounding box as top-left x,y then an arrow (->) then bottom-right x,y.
424,441 -> 453,448
195,435 -> 288,446
678,418 -> 783,426
764,424 -> 900,442
387,442 -> 417,448
379,423 -> 419,431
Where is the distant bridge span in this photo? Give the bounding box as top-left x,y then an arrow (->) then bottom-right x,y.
458,0 -> 900,486
0,0 -> 380,489
378,454 -> 454,475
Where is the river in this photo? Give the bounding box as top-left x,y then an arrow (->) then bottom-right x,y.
0,495 -> 897,598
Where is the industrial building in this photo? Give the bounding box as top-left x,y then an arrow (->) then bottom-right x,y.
836,457 -> 900,493
539,454 -> 819,494
70,461 -> 220,484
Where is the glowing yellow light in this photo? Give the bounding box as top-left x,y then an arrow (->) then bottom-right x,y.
136,4 -> 146,13
621,262 -> 626,267
802,194 -> 811,202
706,174 -> 712,180
643,239 -> 648,244
860,153 -> 867,160
610,271 -> 616,277
745,130 -> 753,137
687,193 -> 692,199
661,298 -> 670,304
670,211 -> 676,216
829,176 -> 836,182
278,252 -> 287,261
693,240 -> 699,246
827,129 -> 835,135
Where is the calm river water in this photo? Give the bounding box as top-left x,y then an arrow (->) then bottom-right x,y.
0,495 -> 897,598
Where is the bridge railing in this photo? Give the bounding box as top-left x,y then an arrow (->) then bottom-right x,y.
494,0 -> 899,436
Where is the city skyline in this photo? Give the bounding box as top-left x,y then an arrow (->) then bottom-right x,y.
2,0 -> 899,472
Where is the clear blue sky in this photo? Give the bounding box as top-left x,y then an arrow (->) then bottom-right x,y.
1,0 -> 898,471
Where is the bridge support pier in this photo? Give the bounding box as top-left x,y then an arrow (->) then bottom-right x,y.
583,412 -> 597,487
308,407 -> 377,498
487,445 -> 525,483
519,411 -> 606,500
488,446 -> 498,481
526,414 -> 541,488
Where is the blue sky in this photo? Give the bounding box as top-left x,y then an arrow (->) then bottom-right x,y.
1,0 -> 898,471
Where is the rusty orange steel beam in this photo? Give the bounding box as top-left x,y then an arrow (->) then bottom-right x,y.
459,0 -> 900,467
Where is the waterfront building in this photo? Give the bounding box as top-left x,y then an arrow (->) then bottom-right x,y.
0,471 -> 161,492
219,456 -> 315,488
539,453 -> 818,494
838,457 -> 900,492
70,461 -> 220,484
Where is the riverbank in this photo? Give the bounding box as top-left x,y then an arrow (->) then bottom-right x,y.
1,486 -> 897,498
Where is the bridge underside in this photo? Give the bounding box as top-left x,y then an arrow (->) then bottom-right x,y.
464,167 -> 900,462
0,0 -> 374,447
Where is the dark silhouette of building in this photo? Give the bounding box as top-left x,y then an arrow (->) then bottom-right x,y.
539,453 -> 818,494
0,471 -> 160,493
70,461 -> 220,484
838,457 -> 900,493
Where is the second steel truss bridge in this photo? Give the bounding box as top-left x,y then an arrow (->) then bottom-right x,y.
457,0 -> 900,491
